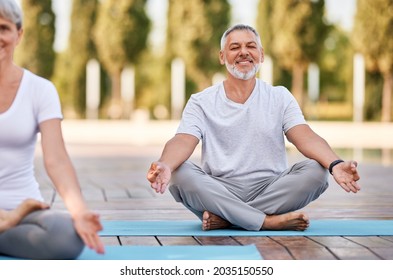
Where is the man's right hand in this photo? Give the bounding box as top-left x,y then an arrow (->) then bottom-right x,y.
147,161 -> 171,194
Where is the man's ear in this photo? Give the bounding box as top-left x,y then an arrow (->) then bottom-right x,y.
219,50 -> 225,65
260,47 -> 265,64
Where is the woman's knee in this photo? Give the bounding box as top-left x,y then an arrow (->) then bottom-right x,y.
0,210 -> 84,260
35,211 -> 84,259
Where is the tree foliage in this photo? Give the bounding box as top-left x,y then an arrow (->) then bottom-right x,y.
352,0 -> 393,122
268,0 -> 330,107
67,0 -> 98,116
319,26 -> 353,103
15,0 -> 55,79
93,0 -> 150,118
165,0 -> 230,100
256,0 -> 273,55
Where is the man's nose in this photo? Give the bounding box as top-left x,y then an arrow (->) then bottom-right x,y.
239,46 -> 249,56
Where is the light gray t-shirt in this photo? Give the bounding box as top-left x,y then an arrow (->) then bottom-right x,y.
0,70 -> 63,210
176,79 -> 306,181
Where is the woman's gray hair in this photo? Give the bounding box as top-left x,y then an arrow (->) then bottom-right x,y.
220,24 -> 262,50
0,0 -> 23,30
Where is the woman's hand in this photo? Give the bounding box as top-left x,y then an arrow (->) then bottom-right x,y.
73,211 -> 105,254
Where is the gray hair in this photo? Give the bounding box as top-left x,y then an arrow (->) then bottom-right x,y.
220,24 -> 262,50
0,0 -> 23,30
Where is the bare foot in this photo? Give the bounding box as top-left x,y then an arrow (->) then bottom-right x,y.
0,199 -> 49,233
261,212 -> 309,231
202,211 -> 232,231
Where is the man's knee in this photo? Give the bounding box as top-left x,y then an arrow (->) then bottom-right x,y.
314,161 -> 328,187
170,161 -> 212,204
171,161 -> 206,192
292,159 -> 329,195
303,159 -> 328,182
169,180 -> 204,201
306,160 -> 329,197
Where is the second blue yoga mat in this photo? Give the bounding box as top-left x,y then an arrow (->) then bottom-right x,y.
78,245 -> 262,260
100,219 -> 393,236
0,245 -> 262,260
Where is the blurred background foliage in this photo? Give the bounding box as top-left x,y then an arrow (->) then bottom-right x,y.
13,0 -> 393,122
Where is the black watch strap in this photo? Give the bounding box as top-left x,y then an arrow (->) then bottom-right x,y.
329,159 -> 344,175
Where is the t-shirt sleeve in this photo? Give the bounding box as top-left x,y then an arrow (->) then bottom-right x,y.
281,87 -> 307,133
176,95 -> 204,140
36,80 -> 63,124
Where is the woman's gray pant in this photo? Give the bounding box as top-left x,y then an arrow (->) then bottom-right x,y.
169,159 -> 329,231
0,209 -> 84,259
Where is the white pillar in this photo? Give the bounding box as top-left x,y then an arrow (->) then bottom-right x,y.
86,59 -> 100,119
353,53 -> 365,122
171,58 -> 185,119
121,65 -> 135,119
259,55 -> 273,85
308,63 -> 320,102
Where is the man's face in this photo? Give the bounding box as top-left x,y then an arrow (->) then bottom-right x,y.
219,30 -> 264,80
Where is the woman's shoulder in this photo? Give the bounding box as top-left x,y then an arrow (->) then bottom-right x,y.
22,69 -> 57,92
23,69 -> 53,85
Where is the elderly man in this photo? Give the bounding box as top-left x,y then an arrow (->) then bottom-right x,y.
147,24 -> 360,231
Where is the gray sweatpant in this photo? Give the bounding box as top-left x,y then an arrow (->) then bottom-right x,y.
0,209 -> 84,259
169,159 -> 329,231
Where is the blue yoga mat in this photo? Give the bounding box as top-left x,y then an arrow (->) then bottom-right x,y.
79,245 -> 262,260
100,219 -> 393,236
0,245 -> 262,260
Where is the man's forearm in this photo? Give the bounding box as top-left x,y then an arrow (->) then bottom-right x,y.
297,134 -> 341,169
158,134 -> 199,172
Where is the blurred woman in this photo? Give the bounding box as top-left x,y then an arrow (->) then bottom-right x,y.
0,0 -> 104,259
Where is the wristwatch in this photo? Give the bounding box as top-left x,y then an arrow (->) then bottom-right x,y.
329,159 -> 344,175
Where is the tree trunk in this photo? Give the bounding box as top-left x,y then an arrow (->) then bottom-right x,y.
381,72 -> 392,122
291,63 -> 305,109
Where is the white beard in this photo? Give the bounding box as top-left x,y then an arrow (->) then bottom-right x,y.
225,60 -> 260,80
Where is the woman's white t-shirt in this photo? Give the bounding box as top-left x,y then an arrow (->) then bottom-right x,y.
0,70 -> 63,210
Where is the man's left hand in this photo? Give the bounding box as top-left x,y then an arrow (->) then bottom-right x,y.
332,160 -> 361,193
